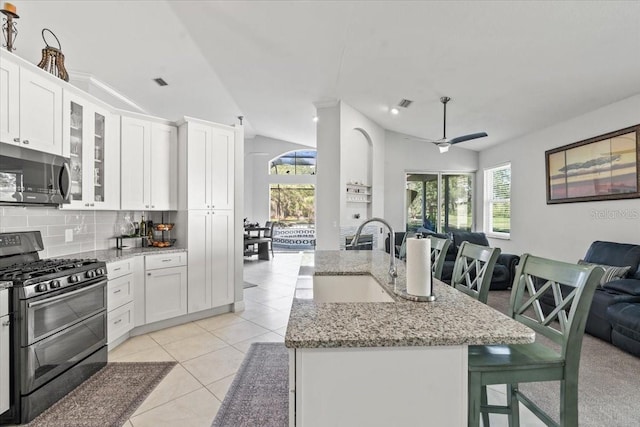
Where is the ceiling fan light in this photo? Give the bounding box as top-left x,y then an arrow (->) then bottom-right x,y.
390,107 -> 399,115
437,142 -> 450,153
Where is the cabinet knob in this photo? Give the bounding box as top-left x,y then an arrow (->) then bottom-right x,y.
90,203 -> 95,207
85,203 -> 90,207
147,273 -> 151,276
151,205 -> 155,208
23,139 -> 29,144
2,320 -> 10,327
145,205 -> 149,208
13,137 -> 20,142
207,205 -> 210,208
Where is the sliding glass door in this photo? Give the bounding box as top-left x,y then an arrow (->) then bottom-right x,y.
406,173 -> 473,234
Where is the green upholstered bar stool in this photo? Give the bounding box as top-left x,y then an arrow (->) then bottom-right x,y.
451,241 -> 501,304
426,235 -> 451,281
467,254 -> 604,427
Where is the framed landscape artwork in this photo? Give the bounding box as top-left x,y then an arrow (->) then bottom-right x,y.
546,125 -> 640,204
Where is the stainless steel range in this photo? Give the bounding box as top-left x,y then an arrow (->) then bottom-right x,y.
0,231 -> 107,425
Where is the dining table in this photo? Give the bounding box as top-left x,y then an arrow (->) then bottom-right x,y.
244,226 -> 272,260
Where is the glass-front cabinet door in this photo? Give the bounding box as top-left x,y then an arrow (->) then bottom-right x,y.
62,91 -> 119,210
69,101 -> 85,203
93,112 -> 105,204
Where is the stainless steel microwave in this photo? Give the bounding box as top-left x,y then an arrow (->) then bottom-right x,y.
0,143 -> 70,206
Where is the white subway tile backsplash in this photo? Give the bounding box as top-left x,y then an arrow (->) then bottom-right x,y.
29,215 -> 67,226
1,215 -> 28,228
1,207 -> 177,257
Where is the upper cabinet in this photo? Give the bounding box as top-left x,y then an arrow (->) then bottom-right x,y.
0,52 -> 63,155
121,116 -> 177,211
61,90 -> 120,210
0,56 -> 19,145
179,121 -> 235,210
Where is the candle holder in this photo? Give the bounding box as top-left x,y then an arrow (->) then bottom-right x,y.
1,2 -> 19,52
37,28 -> 69,82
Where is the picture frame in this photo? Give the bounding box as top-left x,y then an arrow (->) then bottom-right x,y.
546,124 -> 640,204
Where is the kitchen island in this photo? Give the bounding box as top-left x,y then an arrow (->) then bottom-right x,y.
285,250 -> 534,427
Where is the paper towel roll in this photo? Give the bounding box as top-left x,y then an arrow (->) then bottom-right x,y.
406,237 -> 432,297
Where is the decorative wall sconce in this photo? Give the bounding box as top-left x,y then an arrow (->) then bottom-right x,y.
37,28 -> 69,81
1,2 -> 19,52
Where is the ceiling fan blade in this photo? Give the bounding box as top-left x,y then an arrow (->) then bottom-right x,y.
404,136 -> 436,143
450,132 -> 488,144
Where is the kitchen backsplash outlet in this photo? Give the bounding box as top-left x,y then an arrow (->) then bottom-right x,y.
0,207 -> 176,258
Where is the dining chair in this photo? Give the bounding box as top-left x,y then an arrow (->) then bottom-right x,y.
264,221 -> 275,258
451,241 -> 500,304
425,235 -> 451,281
467,254 -> 604,427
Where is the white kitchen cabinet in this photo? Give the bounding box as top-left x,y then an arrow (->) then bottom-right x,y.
1,286 -> 10,415
121,116 -> 177,211
18,67 -> 63,155
61,91 -> 120,210
183,121 -> 235,210
145,253 -> 187,323
106,258 -> 135,347
0,52 -> 62,155
186,210 -> 234,313
0,55 -> 19,145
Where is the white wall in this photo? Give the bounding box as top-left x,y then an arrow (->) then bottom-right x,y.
339,102 -> 386,230
315,103 -> 342,250
477,93 -> 640,263
244,135 -> 315,225
384,131 -> 479,232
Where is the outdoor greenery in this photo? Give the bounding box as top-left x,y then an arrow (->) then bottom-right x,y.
270,184 -> 315,225
489,166 -> 511,233
406,174 -> 473,233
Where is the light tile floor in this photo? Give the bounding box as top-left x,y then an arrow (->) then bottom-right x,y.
115,251 -> 545,427
114,252 -> 304,427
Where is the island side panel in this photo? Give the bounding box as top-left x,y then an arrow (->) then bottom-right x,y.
293,345 -> 467,427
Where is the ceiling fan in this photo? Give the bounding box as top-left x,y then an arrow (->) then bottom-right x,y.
414,96 -> 488,153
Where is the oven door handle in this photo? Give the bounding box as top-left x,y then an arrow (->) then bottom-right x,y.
27,281 -> 106,308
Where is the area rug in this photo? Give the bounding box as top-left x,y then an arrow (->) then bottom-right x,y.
212,342 -> 288,427
27,361 -> 176,427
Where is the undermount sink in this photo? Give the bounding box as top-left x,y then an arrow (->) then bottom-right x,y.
312,275 -> 394,303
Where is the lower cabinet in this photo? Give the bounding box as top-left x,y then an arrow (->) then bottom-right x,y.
106,259 -> 135,345
145,253 -> 188,323
1,287 -> 9,415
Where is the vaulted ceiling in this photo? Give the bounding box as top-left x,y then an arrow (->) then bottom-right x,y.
13,1 -> 640,149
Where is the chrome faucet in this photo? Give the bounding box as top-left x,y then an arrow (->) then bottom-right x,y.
350,217 -> 397,287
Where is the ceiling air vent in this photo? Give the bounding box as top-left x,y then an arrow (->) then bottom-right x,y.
153,78 -> 168,86
397,99 -> 413,108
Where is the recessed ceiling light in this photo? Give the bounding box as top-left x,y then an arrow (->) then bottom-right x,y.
312,116 -> 319,122
390,107 -> 399,115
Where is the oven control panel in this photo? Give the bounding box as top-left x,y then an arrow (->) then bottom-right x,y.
0,234 -> 21,248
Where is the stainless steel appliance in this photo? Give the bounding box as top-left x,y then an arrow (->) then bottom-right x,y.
0,231 -> 107,424
0,143 -> 71,206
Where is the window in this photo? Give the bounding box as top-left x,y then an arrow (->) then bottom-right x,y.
269,150 -> 316,175
484,164 -> 511,238
406,173 -> 473,234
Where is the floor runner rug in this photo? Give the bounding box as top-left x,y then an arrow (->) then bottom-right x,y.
212,342 -> 288,427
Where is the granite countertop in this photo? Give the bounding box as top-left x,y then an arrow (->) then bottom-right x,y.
60,247 -> 187,264
285,250 -> 535,349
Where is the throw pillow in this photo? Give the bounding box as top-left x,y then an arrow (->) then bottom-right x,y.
577,260 -> 631,286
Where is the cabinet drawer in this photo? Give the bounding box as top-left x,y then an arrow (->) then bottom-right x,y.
107,301 -> 134,344
145,252 -> 187,270
107,274 -> 134,311
107,258 -> 134,279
